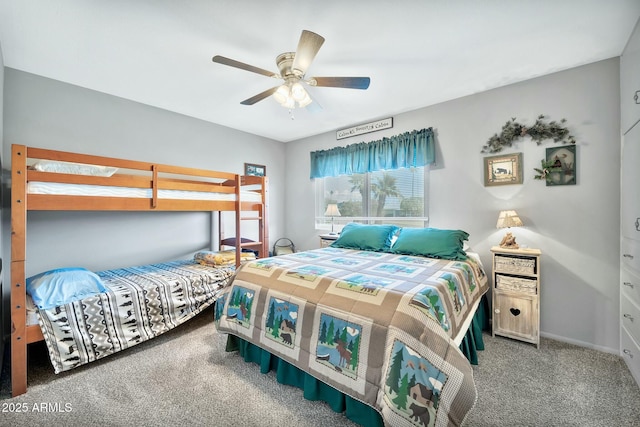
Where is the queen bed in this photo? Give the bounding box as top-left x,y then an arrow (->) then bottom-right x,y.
215,223 -> 489,426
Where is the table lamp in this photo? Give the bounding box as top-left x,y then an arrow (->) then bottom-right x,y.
496,210 -> 523,249
324,203 -> 341,235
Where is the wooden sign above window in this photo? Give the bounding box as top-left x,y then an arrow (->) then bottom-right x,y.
336,117 -> 393,140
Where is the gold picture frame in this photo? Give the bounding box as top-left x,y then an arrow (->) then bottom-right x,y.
484,153 -> 523,186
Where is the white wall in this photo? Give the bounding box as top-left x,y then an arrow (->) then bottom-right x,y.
1,68 -> 285,293
285,58 -> 621,353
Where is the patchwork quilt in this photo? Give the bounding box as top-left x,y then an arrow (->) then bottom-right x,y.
215,247 -> 488,427
37,260 -> 234,373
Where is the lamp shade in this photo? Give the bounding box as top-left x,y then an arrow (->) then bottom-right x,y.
324,204 -> 341,217
496,210 -> 523,229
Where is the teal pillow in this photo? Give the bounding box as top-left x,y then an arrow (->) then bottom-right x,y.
390,228 -> 469,260
330,223 -> 399,251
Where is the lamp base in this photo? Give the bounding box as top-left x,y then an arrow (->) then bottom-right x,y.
499,232 -> 519,249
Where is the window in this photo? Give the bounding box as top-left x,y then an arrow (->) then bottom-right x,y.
315,166 -> 429,230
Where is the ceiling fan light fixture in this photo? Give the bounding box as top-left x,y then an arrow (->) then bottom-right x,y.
283,96 -> 296,109
273,84 -> 290,105
298,92 -> 312,108
291,82 -> 307,101
273,81 -> 312,109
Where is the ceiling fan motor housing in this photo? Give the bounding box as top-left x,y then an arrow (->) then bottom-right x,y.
276,52 -> 302,78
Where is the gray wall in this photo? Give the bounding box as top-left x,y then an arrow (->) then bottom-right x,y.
285,58 -> 621,353
1,68 -> 286,338
1,58 -> 623,355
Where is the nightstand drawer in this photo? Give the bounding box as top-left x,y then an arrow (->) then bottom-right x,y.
494,255 -> 537,275
622,295 -> 640,345
495,274 -> 537,294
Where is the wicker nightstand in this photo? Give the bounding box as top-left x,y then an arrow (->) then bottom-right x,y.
491,246 -> 542,348
319,233 -> 339,248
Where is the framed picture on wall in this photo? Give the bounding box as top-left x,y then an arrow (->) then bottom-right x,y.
545,145 -> 576,186
245,163 -> 266,177
484,152 -> 523,186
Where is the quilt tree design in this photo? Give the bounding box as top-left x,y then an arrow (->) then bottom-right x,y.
226,286 -> 255,328
265,297 -> 299,348
316,313 -> 362,380
384,339 -> 447,427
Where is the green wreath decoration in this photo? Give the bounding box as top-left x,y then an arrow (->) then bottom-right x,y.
481,115 -> 576,154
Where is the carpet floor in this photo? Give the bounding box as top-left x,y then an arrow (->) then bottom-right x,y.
1,308 -> 639,426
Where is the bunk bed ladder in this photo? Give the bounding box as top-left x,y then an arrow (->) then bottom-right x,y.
239,206 -> 266,258
238,176 -> 268,262
225,175 -> 269,267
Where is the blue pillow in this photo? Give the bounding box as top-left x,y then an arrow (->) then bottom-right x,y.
26,267 -> 107,309
390,227 -> 469,260
330,223 -> 399,251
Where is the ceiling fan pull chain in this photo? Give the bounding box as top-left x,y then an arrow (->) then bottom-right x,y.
289,109 -> 295,120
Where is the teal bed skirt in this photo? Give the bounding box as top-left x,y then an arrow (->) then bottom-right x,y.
225,297 -> 489,427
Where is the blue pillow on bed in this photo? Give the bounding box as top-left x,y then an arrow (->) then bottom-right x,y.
26,267 -> 107,310
330,222 -> 399,251
390,227 -> 469,260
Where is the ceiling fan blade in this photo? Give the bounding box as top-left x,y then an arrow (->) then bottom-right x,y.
291,30 -> 325,76
212,55 -> 279,78
308,76 -> 371,90
240,86 -> 280,105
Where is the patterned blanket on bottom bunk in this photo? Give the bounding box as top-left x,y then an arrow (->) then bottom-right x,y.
215,247 -> 489,427
37,260 -> 234,373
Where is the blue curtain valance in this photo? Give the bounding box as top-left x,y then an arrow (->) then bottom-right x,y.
309,128 -> 435,179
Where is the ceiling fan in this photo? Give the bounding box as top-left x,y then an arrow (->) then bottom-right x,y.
212,30 -> 370,109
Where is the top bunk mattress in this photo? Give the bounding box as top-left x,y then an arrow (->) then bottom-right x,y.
27,181 -> 263,202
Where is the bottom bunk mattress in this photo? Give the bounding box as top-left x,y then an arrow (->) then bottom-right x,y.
35,260 -> 234,373
215,247 -> 489,427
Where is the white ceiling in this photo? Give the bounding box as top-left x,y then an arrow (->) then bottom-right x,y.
1,1 -> 639,143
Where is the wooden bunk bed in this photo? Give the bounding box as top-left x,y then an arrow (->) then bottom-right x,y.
9,144 -> 268,396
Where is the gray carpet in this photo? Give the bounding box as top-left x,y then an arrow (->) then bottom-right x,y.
1,308 -> 639,426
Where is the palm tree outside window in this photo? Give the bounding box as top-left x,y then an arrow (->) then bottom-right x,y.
315,167 -> 429,231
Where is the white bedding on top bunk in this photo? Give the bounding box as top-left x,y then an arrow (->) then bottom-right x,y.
27,182 -> 263,202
